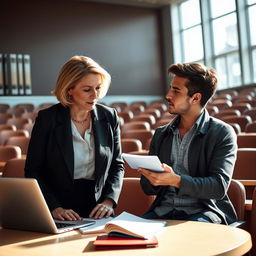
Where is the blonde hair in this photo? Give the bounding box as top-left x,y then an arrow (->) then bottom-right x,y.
54,56 -> 111,106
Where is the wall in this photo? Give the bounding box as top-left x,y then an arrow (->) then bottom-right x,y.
1,0 -> 165,97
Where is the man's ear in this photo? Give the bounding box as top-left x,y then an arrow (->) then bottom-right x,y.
191,93 -> 202,104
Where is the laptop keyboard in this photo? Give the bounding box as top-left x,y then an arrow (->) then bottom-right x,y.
56,222 -> 75,228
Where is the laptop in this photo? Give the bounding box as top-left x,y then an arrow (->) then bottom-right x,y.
0,177 -> 95,233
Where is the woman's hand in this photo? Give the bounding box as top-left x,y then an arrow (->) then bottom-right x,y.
89,198 -> 114,219
52,207 -> 82,221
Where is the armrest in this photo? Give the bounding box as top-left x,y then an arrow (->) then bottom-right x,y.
238,180 -> 256,186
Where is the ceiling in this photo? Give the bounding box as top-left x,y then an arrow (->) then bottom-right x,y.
84,0 -> 178,8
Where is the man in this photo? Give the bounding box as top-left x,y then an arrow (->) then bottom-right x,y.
139,62 -> 237,224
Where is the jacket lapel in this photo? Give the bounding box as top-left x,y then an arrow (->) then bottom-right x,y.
55,105 -> 74,179
92,106 -> 110,179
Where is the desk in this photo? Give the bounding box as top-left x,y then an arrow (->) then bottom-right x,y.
0,220 -> 252,256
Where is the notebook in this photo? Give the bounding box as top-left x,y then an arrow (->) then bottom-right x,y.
0,177 -> 95,233
93,234 -> 158,250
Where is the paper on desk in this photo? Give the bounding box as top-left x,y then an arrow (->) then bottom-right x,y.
122,153 -> 164,172
79,217 -> 113,234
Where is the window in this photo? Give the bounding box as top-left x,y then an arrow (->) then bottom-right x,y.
179,0 -> 203,62
248,4 -> 256,45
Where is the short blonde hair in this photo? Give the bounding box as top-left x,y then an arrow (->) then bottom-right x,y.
54,56 -> 111,106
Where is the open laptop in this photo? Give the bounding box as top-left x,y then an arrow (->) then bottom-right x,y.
0,177 -> 95,233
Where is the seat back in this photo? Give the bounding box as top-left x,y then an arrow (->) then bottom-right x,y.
237,133 -> 256,148
1,158 -> 26,177
233,148 -> 256,199
221,115 -> 252,132
122,129 -> 154,150
0,129 -> 29,145
0,145 -> 22,162
227,179 -> 246,221
245,121 -> 256,133
250,187 -> 256,255
6,136 -> 30,155
115,177 -> 155,216
121,138 -> 142,153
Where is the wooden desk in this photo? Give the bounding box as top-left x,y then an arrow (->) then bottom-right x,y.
0,220 -> 252,256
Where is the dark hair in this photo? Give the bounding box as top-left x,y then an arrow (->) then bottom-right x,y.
168,62 -> 218,107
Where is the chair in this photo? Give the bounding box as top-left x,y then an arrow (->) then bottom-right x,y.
6,136 -> 30,155
115,177 -> 155,216
6,107 -> 25,117
122,129 -> 154,150
121,138 -> 142,153
213,109 -> 241,120
132,114 -> 156,127
121,121 -> 151,134
0,145 -> 22,162
0,129 -> 30,145
0,124 -> 16,131
6,117 -> 31,129
227,179 -> 246,226
245,121 -> 256,133
130,101 -> 148,109
244,108 -> 256,121
21,111 -> 38,122
149,102 -> 168,113
0,113 -> 13,124
233,148 -> 256,200
210,99 -> 233,110
230,103 -> 252,114
249,187 -> 256,255
153,119 -> 172,129
1,158 -> 26,177
118,111 -> 134,123
228,123 -> 241,135
110,102 -> 128,112
0,104 -> 10,113
23,122 -> 35,136
221,115 -> 252,132
125,105 -> 145,116
144,108 -> 161,121
237,133 -> 256,148
15,103 -> 35,112
206,105 -> 219,116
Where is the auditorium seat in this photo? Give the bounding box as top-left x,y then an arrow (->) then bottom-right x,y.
115,177 -> 155,216
0,129 -> 30,145
121,138 -> 142,153
1,158 -> 25,177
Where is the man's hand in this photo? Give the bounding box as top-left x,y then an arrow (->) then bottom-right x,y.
138,163 -> 181,188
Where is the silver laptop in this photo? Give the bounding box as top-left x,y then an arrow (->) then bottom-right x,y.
0,177 -> 95,233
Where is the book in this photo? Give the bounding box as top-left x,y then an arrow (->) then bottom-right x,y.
93,234 -> 158,250
122,153 -> 164,172
80,212 -> 166,239
79,217 -> 113,234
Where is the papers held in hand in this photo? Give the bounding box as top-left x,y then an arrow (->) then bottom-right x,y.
122,153 -> 164,172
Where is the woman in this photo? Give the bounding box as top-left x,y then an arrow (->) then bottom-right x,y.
25,56 -> 124,220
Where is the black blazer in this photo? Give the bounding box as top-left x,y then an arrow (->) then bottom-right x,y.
25,103 -> 124,211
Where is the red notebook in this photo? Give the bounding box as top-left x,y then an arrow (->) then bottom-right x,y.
93,234 -> 158,250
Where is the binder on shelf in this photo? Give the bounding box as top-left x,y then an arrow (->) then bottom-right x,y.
3,53 -> 18,95
17,54 -> 25,95
0,54 -> 4,95
23,54 -> 32,95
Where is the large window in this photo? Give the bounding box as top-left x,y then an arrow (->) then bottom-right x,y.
248,0 -> 256,82
171,0 -> 256,89
179,0 -> 203,62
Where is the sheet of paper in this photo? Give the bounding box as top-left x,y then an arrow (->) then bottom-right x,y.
122,153 -> 164,172
79,217 -> 113,234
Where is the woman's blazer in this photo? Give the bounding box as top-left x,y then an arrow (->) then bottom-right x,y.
25,103 -> 124,211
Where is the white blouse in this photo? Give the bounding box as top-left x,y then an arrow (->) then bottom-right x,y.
71,120 -> 95,180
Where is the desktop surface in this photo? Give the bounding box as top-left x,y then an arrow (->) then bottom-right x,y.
0,220 -> 252,256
